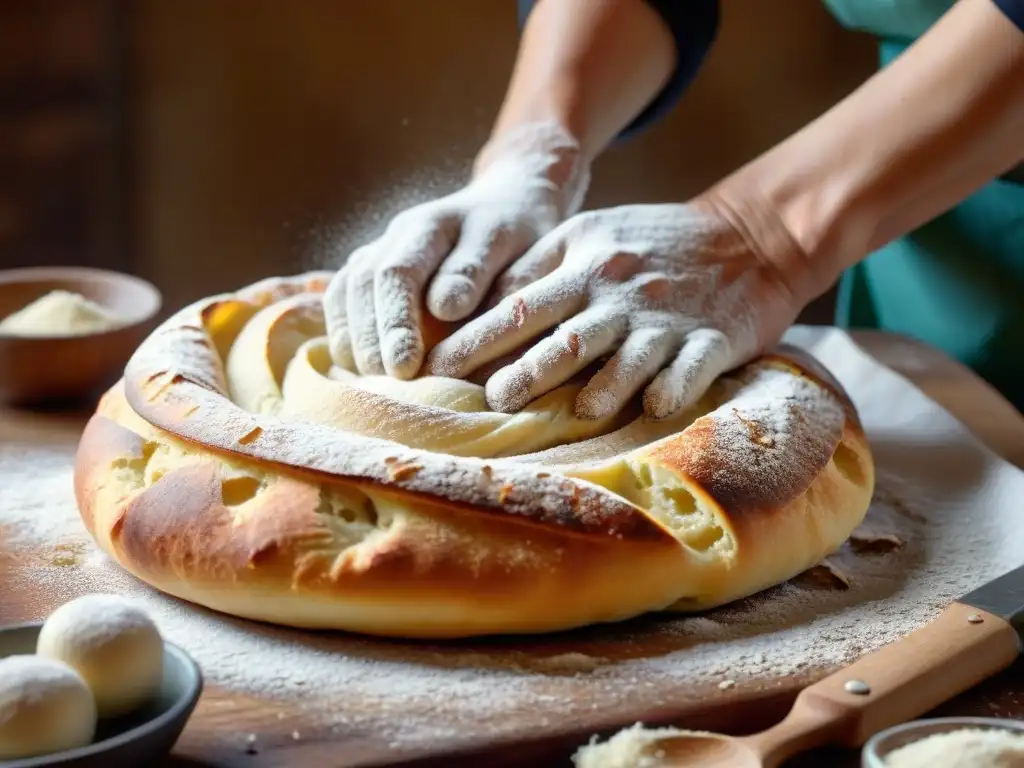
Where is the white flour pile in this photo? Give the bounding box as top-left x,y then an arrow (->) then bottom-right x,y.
885,728 -> 1024,767
2,327 -> 1023,755
572,722 -> 706,768
0,290 -> 124,337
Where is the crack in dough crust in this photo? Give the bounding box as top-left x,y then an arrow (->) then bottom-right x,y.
73,272 -> 875,638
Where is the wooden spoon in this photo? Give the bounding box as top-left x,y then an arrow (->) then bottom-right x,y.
654,595 -> 1023,767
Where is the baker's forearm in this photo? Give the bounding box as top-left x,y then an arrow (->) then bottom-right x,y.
703,0 -> 1024,303
486,0 -> 677,166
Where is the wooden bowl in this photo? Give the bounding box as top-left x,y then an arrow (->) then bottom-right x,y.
0,267 -> 162,406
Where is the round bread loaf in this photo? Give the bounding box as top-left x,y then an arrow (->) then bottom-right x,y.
73,272 -> 874,638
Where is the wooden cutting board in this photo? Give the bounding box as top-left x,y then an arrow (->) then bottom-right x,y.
2,330 -> 1023,768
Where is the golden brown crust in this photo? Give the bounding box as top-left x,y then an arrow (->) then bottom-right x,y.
75,391 -> 690,636
72,272 -> 875,637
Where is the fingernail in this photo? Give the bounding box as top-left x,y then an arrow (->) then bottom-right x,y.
575,388 -> 615,421
356,354 -> 387,376
485,366 -> 532,413
642,387 -> 676,421
382,329 -> 423,379
425,348 -> 459,378
429,276 -> 476,321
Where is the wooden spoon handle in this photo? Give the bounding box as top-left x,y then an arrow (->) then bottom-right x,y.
772,601 -> 1019,757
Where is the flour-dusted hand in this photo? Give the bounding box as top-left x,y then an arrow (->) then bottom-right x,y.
427,203 -> 807,419
323,122 -> 590,378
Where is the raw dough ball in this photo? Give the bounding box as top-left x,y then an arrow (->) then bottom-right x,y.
0,654 -> 97,760
37,594 -> 164,718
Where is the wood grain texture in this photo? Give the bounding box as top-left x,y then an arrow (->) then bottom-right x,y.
2,330 -> 1023,768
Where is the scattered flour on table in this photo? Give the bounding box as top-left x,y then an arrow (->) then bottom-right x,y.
3,328 -> 1024,753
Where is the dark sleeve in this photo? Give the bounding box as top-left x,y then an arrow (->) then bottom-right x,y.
516,0 -> 720,140
992,0 -> 1024,31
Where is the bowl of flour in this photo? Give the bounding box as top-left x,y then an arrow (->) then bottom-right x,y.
0,267 -> 161,406
863,717 -> 1024,768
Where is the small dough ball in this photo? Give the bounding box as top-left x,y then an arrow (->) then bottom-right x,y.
0,655 -> 97,759
37,594 -> 164,718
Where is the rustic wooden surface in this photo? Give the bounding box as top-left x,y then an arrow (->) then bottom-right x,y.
787,331 -> 1024,768
1,329 -> 1022,768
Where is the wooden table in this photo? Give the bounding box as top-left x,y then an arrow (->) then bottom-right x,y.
786,332 -> 1024,767
2,330 -> 1023,767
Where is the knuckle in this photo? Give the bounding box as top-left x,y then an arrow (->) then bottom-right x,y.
498,260 -> 534,284
349,261 -> 376,288
389,201 -> 454,236
595,250 -> 643,282
324,274 -> 349,306
324,302 -> 349,331
694,327 -> 731,351
476,220 -> 518,249
376,262 -> 419,285
637,275 -> 673,302
352,322 -> 378,346
501,294 -> 531,328
346,244 -> 377,270
638,327 -> 673,350
565,211 -> 596,233
386,207 -> 431,234
560,329 -> 585,359
442,259 -> 482,283
379,309 -> 415,333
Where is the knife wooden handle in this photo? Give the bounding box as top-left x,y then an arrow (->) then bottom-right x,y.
749,601 -> 1020,766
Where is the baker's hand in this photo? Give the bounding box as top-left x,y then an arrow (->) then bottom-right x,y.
426,203 -> 807,420
324,122 -> 590,378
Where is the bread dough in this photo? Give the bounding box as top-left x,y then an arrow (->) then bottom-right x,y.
73,272 -> 875,638
37,593 -> 164,718
0,654 -> 96,759
0,289 -> 123,337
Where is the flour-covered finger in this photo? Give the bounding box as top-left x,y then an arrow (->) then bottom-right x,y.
427,217 -> 533,322
486,226 -> 568,308
484,307 -> 627,413
374,214 -> 459,379
575,328 -> 678,420
346,253 -> 385,375
426,268 -> 585,379
644,328 -> 733,419
323,266 -> 354,369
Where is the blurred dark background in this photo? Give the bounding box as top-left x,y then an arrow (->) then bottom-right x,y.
0,0 -> 876,320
